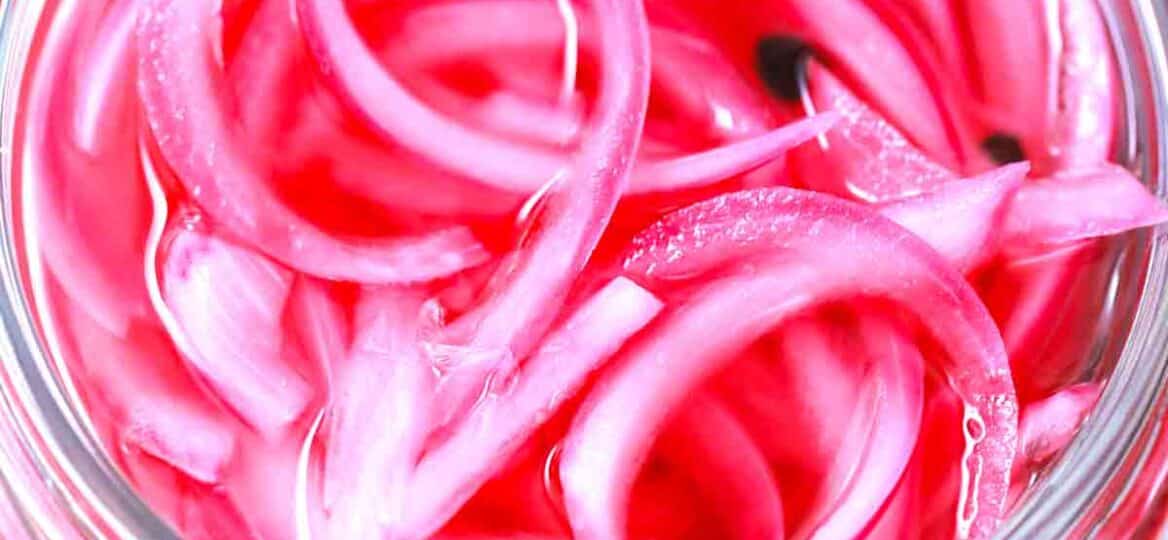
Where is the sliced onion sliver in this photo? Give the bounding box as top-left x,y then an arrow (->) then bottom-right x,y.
963,0 -> 1049,154
403,277 -> 664,538
161,228 -> 312,436
1042,0 -> 1116,173
793,62 -> 958,203
66,302 -> 237,484
1016,382 -> 1101,469
658,393 -> 785,540
1002,164 -> 1168,250
565,188 -> 1018,540
137,0 -> 487,283
878,163 -> 1028,272
300,0 -> 829,195
324,289 -> 433,538
71,0 -> 140,155
404,0 -> 651,418
800,315 -> 924,539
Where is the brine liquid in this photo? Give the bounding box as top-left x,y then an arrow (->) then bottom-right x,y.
14,0 -> 1137,538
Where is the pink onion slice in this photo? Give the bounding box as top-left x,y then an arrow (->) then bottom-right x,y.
793,62 -> 958,202
161,227 -> 312,436
774,0 -> 962,167
296,0 -> 569,189
799,315 -> 924,540
403,277 -> 663,537
323,289 -> 433,538
657,393 -> 785,540
877,163 -> 1028,272
66,303 -> 237,484
1042,0 -> 1117,174
27,0 -> 149,337
71,0 -> 140,156
1002,164 -> 1168,251
300,0 -> 830,195
963,0 -> 1049,153
563,188 -> 1017,540
401,0 -> 651,420
1016,382 -> 1101,473
137,0 -> 487,283
285,277 -> 348,389
395,0 -> 776,140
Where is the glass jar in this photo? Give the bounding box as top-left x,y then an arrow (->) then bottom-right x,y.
0,0 -> 1165,538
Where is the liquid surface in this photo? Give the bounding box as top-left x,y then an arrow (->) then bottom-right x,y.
16,0 -> 1168,538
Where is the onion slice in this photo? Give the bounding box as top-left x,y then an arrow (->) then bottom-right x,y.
794,62 -> 958,202
137,0 -> 488,283
1003,165 -> 1168,251
299,0 -> 829,195
1042,0 -> 1117,173
563,188 -> 1018,540
799,316 -> 924,539
658,393 -> 785,540
878,163 -> 1028,272
323,289 -> 433,538
404,277 -> 664,537
161,228 -> 312,436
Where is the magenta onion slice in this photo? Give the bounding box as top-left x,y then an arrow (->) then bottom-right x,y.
1016,382 -> 1101,470
657,393 -> 785,540
798,316 -> 923,540
286,278 -> 348,390
299,0 -> 830,195
161,227 -> 312,436
773,0 -> 962,167
878,163 -> 1028,272
71,0 -> 140,156
793,62 -> 958,202
395,0 -> 775,140
27,0 -> 148,337
1002,164 -> 1168,251
323,289 -> 433,538
138,0 -> 487,283
963,0 -> 1049,154
1042,0 -> 1117,174
403,277 -> 663,537
398,0 -> 651,423
562,188 -> 1018,540
66,303 -> 237,484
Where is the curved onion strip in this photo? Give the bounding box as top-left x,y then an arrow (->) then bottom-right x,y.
793,62 -> 958,202
300,0 -> 826,195
1002,165 -> 1168,251
878,163 -> 1028,272
799,316 -> 923,539
227,0 -> 303,145
65,302 -> 237,484
285,278 -> 347,390
562,188 -> 1017,540
296,0 -> 569,188
773,0 -> 962,167
658,393 -> 785,540
27,0 -> 147,337
979,241 -> 1113,402
404,277 -> 664,537
963,0 -> 1050,154
1016,382 -> 1100,473
394,0 -> 651,422
161,228 -> 313,436
71,0 -> 140,155
394,0 -> 775,139
1042,0 -> 1116,173
137,0 -> 488,283
323,289 -> 433,538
